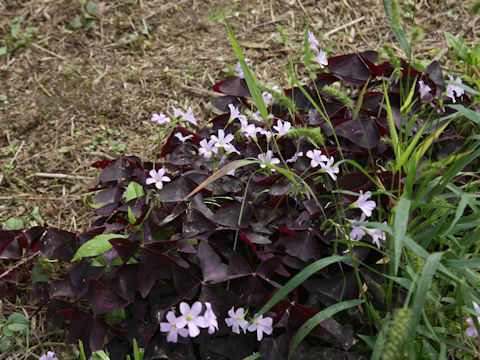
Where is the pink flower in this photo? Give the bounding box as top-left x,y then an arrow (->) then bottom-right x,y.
466,301 -> 480,337
365,222 -> 387,249
273,119 -> 291,137
151,113 -> 171,124
247,314 -> 273,341
198,139 -> 218,159
160,311 -> 189,343
211,129 -> 235,150
39,352 -> 58,360
320,156 -> 339,180
204,302 -> 219,334
308,30 -> 320,53
258,150 -> 280,171
171,106 -> 197,125
446,76 -> 464,103
350,213 -> 367,241
418,80 -> 432,102
286,151 -> 303,163
174,132 -> 194,142
179,301 -> 209,338
314,50 -> 328,68
225,307 -> 248,334
352,191 -> 376,217
306,149 -> 328,168
235,58 -> 252,79
146,168 -> 171,190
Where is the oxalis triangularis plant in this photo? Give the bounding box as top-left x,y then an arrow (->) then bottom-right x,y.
2,17 -> 480,360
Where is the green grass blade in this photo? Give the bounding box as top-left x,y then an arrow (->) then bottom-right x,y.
224,18 -> 268,120
381,0 -> 411,58
403,252 -> 443,355
449,104 -> 480,125
242,353 -> 262,360
254,256 -> 347,319
393,198 -> 411,275
288,299 -> 363,359
371,314 -> 391,360
383,82 -> 399,158
444,31 -> 469,62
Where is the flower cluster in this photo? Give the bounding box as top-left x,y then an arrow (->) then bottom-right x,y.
160,302 -> 273,343
348,191 -> 387,249
306,149 -> 339,180
308,30 -> 328,68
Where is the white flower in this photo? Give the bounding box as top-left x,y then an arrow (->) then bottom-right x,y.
418,80 -> 432,102
179,302 -> 209,338
204,302 -> 219,334
247,314 -> 273,341
446,76 -> 464,103
320,156 -> 339,181
160,311 -> 189,343
171,106 -> 197,125
225,307 -> 249,334
466,301 -> 480,338
146,168 -> 171,190
314,49 -> 328,68
174,132 -> 194,143
352,191 -> 376,217
286,151 -> 303,163
151,113 -> 171,124
211,129 -> 235,150
306,149 -> 328,168
308,30 -> 320,53
198,139 -> 218,159
258,150 -> 280,171
273,119 -> 292,137
349,213 -> 367,241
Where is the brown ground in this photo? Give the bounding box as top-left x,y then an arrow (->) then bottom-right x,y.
0,0 -> 478,358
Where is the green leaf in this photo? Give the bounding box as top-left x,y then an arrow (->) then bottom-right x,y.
31,263 -> 50,283
444,32 -> 469,62
8,313 -> 28,325
4,217 -> 23,230
71,234 -> 128,262
254,256 -> 347,319
7,322 -> 28,333
86,1 -> 100,15
393,198 -> 411,275
403,252 -> 443,355
127,207 -> 136,224
288,299 -> 363,359
124,181 -> 145,202
71,15 -> 84,29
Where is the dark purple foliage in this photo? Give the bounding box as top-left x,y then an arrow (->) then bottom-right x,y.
0,51 -> 477,358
